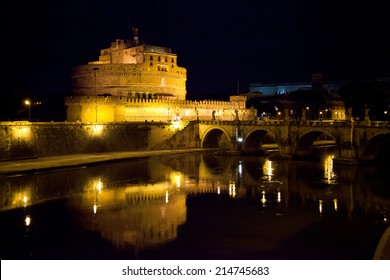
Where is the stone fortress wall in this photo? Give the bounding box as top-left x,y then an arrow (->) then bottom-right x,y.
65,95 -> 256,123
0,121 -> 195,161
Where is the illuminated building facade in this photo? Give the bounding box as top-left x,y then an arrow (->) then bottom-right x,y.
244,73 -> 346,121
71,30 -> 187,100
66,30 -> 256,123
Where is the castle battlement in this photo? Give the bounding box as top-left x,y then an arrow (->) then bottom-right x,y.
65,95 -> 253,123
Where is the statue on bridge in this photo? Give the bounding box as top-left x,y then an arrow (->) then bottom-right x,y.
301,108 -> 307,121
234,109 -> 239,121
364,107 -> 370,121
284,108 -> 290,121
345,107 -> 355,122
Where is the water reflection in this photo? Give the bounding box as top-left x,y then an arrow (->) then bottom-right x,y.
1,153 -> 390,259
323,154 -> 337,184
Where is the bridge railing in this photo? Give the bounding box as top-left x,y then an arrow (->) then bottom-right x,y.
353,120 -> 390,127
197,119 -> 390,128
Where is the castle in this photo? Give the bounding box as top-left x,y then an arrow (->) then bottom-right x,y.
66,29 -> 255,123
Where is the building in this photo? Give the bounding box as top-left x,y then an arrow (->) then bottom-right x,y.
244,74 -> 346,121
249,73 -> 341,96
66,30 -> 256,123
71,29 -> 187,100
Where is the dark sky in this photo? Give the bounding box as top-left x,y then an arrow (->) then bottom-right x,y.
2,0 -> 390,100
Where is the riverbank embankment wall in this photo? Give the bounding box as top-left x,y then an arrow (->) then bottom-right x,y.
0,121 -> 196,161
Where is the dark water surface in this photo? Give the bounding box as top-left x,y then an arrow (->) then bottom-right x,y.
1,153 -> 389,260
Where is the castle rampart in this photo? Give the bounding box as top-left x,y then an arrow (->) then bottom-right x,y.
65,95 -> 255,123
0,121 -> 181,161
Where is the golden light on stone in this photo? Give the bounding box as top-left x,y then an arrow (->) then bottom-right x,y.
12,126 -> 31,140
23,195 -> 28,205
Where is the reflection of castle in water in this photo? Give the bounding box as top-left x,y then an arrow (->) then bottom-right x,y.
1,154 -> 389,250
68,182 -> 187,248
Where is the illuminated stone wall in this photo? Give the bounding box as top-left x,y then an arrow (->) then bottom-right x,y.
0,122 -> 174,161
68,37 -> 259,123
65,95 -> 255,123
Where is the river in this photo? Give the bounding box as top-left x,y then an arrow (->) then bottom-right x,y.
1,151 -> 389,260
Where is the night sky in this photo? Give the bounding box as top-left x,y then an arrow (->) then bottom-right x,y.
2,0 -> 390,102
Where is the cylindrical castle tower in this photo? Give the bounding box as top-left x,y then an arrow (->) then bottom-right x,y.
71,33 -> 187,100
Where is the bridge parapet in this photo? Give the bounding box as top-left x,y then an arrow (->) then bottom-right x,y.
196,119 -> 390,165
353,120 -> 390,128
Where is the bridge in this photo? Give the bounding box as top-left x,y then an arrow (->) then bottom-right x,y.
188,119 -> 390,164
1,118 -> 389,165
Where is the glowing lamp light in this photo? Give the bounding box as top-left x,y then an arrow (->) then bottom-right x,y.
237,161 -> 242,176
319,199 -> 323,214
229,181 -> 236,198
171,121 -> 182,130
92,125 -> 103,135
277,191 -> 282,203
261,191 -> 267,205
96,178 -> 103,193
25,215 -> 31,226
175,174 -> 181,188
13,126 -> 31,140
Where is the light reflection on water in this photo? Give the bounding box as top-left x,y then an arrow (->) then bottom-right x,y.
0,153 -> 389,259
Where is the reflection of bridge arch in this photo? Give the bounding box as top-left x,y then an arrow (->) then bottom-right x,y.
243,129 -> 277,154
361,133 -> 390,163
295,130 -> 337,157
201,127 -> 232,149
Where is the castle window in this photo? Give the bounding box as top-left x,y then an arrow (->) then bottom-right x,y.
150,62 -> 153,67
150,55 -> 153,61
158,56 -> 161,62
172,58 -> 174,63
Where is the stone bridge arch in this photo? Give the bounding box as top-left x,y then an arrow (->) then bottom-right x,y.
295,129 -> 338,158
360,133 -> 390,163
201,126 -> 233,149
242,128 -> 278,154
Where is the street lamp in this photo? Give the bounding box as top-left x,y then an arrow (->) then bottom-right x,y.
25,99 -> 31,121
